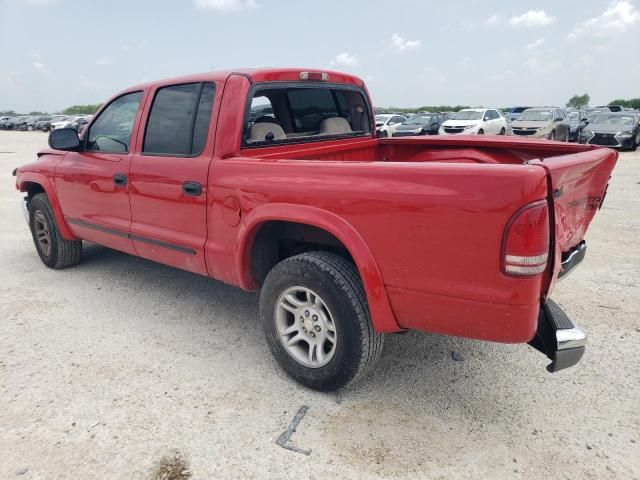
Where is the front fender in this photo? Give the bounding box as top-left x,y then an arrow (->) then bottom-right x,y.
17,172 -> 77,240
236,203 -> 401,333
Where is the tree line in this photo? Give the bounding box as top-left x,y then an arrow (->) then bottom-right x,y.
1,104 -> 102,116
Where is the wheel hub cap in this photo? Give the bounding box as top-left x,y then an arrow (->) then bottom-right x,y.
275,286 -> 337,368
33,210 -> 51,257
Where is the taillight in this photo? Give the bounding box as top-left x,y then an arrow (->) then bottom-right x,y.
502,201 -> 550,277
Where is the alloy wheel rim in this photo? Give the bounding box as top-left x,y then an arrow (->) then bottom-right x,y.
275,286 -> 337,368
33,210 -> 51,256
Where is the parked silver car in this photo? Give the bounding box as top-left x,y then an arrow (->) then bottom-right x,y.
509,108 -> 569,141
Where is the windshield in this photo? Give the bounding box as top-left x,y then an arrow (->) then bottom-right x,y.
592,114 -> 635,126
511,107 -> 529,114
452,111 -> 482,120
405,114 -> 432,125
518,110 -> 552,121
568,112 -> 580,121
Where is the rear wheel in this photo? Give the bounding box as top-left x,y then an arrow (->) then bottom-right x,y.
28,193 -> 82,269
259,252 -> 384,391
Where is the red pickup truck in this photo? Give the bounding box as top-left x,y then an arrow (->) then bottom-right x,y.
14,68 -> 616,391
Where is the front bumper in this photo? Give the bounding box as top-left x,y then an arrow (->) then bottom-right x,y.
528,299 -> 586,372
582,132 -> 635,148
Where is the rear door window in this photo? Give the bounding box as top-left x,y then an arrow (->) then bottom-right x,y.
143,82 -> 216,156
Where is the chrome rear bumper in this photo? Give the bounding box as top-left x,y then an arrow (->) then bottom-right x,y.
529,299 -> 586,372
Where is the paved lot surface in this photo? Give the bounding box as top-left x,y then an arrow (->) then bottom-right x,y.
1,131 -> 639,480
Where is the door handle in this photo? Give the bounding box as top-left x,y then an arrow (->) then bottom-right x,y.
113,173 -> 127,186
182,181 -> 203,196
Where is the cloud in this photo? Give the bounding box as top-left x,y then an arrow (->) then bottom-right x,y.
509,10 -> 555,27
526,38 -> 546,50
568,1 -> 639,41
523,57 -> 562,74
330,52 -> 358,67
32,61 -> 53,76
390,33 -> 421,52
95,58 -> 113,67
485,14 -> 500,25
193,0 -> 257,12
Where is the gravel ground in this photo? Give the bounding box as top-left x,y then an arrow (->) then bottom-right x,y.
1,131 -> 639,480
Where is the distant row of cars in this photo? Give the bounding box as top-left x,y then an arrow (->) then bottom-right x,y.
0,114 -> 93,133
376,105 -> 640,150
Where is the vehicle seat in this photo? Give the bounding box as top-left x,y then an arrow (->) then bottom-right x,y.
319,117 -> 352,135
254,115 -> 281,125
248,122 -> 286,142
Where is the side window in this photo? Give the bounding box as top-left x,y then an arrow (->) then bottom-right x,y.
143,82 -> 216,156
87,91 -> 142,153
391,116 -> 402,124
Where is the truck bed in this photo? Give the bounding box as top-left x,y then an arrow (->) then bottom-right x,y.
244,135 -> 600,165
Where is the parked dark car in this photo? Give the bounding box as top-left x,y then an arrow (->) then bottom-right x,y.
581,112 -> 640,150
37,115 -> 68,132
13,116 -> 35,131
3,116 -> 25,130
69,115 -> 92,134
393,113 -> 445,136
597,105 -> 622,112
566,109 -> 589,142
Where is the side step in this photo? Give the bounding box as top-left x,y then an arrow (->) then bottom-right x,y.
528,299 -> 587,372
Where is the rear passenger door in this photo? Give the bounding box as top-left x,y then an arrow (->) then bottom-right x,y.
129,81 -> 217,275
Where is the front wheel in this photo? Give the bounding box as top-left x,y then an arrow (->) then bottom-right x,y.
259,252 -> 384,391
549,130 -> 556,141
379,130 -> 388,138
28,193 -> 82,269
499,127 -> 506,135
477,129 -> 484,135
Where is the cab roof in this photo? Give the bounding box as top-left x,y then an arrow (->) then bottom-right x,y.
126,68 -> 365,92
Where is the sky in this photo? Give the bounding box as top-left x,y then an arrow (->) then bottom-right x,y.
1,0 -> 639,112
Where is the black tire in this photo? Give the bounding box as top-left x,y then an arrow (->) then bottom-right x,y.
477,129 -> 484,135
259,252 -> 384,391
28,193 -> 82,269
379,130 -> 388,138
499,127 -> 506,135
549,130 -> 556,141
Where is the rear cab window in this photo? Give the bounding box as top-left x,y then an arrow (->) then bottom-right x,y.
243,83 -> 372,147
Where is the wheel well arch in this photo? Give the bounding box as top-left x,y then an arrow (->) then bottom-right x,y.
250,221 -> 355,287
23,181 -> 46,198
237,204 -> 401,333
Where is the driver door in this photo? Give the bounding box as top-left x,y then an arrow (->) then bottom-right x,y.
54,90 -> 146,255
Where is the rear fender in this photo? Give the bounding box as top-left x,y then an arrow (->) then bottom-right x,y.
17,172 -> 77,240
237,203 -> 401,333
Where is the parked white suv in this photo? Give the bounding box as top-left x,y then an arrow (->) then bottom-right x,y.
375,114 -> 407,137
439,108 -> 507,135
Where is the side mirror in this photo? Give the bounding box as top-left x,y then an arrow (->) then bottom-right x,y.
49,128 -> 80,151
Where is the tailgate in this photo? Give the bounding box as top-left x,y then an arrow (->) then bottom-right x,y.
533,148 -> 617,282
